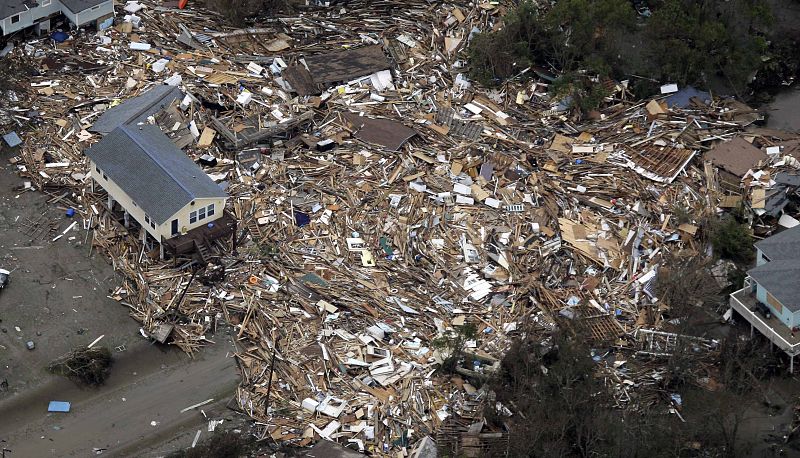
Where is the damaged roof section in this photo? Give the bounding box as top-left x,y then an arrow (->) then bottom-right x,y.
284,45 -> 390,96
618,143 -> 696,183
90,85 -> 183,134
665,85 -> 711,109
704,136 -> 767,177
342,112 -> 416,151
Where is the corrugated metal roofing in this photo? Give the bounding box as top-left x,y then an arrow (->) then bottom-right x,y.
86,125 -> 226,225
90,85 -> 183,135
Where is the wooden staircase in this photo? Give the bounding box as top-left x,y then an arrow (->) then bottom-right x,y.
195,239 -> 212,264
247,219 -> 261,240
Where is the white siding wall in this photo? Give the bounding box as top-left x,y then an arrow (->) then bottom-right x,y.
60,8 -> 78,24
31,0 -> 62,21
90,159 -> 226,241
756,248 -> 768,266
170,198 -> 227,237
2,10 -> 34,35
72,0 -> 114,27
90,159 -> 162,240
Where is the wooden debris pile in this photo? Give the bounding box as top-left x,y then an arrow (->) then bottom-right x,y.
3,0 -> 800,454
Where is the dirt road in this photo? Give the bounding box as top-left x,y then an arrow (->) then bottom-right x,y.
0,332 -> 240,457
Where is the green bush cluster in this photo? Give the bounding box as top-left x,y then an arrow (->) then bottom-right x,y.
710,215 -> 754,263
468,0 -> 775,110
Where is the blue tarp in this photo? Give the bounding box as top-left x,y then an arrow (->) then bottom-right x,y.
48,401 -> 71,412
294,210 -> 310,227
2,131 -> 22,147
51,31 -> 69,43
99,17 -> 114,31
665,86 -> 711,108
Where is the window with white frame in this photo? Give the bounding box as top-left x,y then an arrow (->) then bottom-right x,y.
207,203 -> 215,217
199,206 -> 206,220
41,0 -> 52,6
11,15 -> 20,24
144,215 -> 150,224
190,210 -> 197,224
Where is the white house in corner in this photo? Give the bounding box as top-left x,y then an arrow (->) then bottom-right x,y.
86,124 -> 228,243
0,0 -> 114,36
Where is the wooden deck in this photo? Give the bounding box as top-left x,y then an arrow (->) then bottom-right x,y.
730,284 -> 800,372
162,210 -> 236,257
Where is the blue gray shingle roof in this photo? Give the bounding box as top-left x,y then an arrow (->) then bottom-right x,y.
754,226 -> 800,262
748,260 -> 800,312
0,0 -> 108,19
59,0 -> 109,13
0,1 -> 31,19
86,125 -> 226,225
90,85 -> 183,135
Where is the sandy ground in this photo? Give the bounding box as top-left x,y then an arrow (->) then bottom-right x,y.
766,86 -> 800,134
0,333 -> 240,457
0,163 -> 141,396
0,161 -> 242,456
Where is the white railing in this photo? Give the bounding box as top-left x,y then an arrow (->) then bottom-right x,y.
729,287 -> 800,356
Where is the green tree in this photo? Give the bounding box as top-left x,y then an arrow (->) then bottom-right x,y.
645,0 -> 772,93
432,323 -> 477,374
710,215 -> 754,264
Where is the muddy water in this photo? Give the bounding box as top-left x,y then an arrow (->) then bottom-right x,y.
766,86 -> 800,133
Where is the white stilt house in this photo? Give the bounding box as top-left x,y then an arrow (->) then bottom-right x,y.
86,124 -> 228,251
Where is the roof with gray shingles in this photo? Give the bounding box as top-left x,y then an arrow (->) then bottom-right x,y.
755,226 -> 800,262
0,1 -> 32,19
0,0 -> 108,19
86,125 -> 226,225
59,0 -> 109,13
90,85 -> 183,135
748,260 -> 800,312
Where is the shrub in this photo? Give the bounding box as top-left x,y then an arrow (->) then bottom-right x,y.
467,0 -> 776,104
710,216 -> 754,264
48,347 -> 113,386
432,323 -> 477,374
204,0 -> 290,25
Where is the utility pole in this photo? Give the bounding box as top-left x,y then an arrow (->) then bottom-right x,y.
174,266 -> 198,309
263,329 -> 280,416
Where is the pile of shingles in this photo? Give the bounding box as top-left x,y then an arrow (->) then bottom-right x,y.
4,0 -> 793,454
